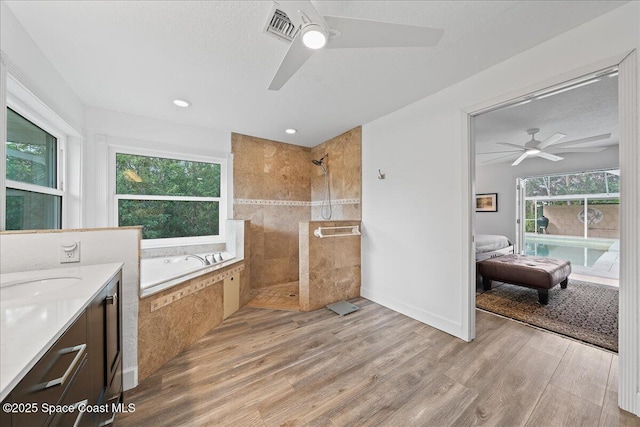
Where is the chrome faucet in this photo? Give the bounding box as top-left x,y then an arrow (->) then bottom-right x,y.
185,254 -> 211,266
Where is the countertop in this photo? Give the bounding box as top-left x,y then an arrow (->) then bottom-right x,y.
0,263 -> 123,402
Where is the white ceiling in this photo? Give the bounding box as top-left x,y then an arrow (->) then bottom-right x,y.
474,73 -> 618,165
4,1 -> 627,147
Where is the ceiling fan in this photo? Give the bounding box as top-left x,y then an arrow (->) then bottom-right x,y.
483,128 -> 612,166
267,1 -> 444,90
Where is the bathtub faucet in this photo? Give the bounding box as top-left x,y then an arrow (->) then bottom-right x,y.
186,254 -> 211,266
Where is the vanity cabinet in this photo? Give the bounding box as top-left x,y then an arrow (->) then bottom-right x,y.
87,271 -> 123,426
1,269 -> 123,427
10,311 -> 90,427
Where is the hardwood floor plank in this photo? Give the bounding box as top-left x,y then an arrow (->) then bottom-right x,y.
452,344 -> 562,426
526,384 -> 602,427
445,315 -> 536,388
549,341 -> 612,406
115,300 -> 637,427
524,328 -> 571,357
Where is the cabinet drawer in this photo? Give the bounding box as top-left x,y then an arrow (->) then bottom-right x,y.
12,311 -> 87,427
46,357 -> 91,427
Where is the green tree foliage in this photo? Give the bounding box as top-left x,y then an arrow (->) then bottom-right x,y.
116,153 -> 221,239
5,108 -> 59,230
525,170 -> 620,198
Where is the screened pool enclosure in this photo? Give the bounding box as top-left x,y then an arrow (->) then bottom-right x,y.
522,169 -> 619,280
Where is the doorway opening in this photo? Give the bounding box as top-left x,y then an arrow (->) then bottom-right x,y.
471,69 -> 619,352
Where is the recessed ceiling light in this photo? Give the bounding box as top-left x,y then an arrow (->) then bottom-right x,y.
173,99 -> 191,108
285,128 -> 297,134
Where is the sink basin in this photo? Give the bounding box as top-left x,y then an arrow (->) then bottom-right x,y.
0,277 -> 82,301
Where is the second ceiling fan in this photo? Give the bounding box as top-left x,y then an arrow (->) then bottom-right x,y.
268,1 -> 444,90
491,128 -> 612,166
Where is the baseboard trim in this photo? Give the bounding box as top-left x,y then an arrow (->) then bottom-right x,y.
123,366 -> 138,391
360,287 -> 463,339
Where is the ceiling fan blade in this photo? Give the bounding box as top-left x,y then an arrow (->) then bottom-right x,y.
477,150 -> 522,155
512,152 -> 529,166
536,152 -> 564,162
547,133 -> 612,149
481,153 -> 520,164
537,132 -> 566,150
275,1 -> 327,29
268,33 -> 315,90
497,142 -> 526,150
548,147 -> 607,153
323,16 -> 443,49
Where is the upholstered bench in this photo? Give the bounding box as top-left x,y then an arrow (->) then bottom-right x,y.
477,254 -> 572,305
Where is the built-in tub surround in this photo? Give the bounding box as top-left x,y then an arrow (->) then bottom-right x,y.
140,251 -> 236,297
137,220 -> 251,381
137,262 -> 245,381
299,221 -> 361,311
138,220 -> 248,297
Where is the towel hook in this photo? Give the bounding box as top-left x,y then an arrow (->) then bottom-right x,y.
378,169 -> 386,180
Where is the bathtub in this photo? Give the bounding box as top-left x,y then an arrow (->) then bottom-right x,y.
140,251 -> 235,296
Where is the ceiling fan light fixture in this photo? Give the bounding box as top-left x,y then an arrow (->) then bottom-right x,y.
301,24 -> 327,49
526,149 -> 541,155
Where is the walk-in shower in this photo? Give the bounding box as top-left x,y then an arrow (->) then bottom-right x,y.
312,154 -> 332,219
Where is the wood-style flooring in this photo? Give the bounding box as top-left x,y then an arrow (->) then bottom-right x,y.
116,298 -> 639,427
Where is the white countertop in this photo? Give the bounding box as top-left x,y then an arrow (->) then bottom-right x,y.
0,263 -> 123,402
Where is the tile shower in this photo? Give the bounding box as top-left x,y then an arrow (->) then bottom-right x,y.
232,128 -> 362,310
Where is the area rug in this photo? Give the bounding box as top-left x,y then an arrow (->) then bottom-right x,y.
476,279 -> 618,352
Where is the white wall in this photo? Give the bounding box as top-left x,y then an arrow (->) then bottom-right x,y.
475,146 -> 620,241
362,2 -> 638,338
0,228 -> 140,391
1,3 -> 85,229
0,2 -> 84,134
82,107 -> 232,228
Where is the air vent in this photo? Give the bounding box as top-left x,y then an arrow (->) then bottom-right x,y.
264,7 -> 298,42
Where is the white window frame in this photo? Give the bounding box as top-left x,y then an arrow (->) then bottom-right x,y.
108,145 -> 227,249
5,100 -> 68,230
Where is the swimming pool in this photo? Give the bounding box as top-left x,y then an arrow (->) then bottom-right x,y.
525,242 -> 605,267
524,234 -> 619,278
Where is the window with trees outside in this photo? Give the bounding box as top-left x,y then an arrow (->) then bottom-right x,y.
114,151 -> 225,245
5,107 -> 62,230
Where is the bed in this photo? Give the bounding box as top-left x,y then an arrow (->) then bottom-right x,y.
475,234 -> 514,262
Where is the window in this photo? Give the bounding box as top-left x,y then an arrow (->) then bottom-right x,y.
113,149 -> 226,247
5,107 -> 63,230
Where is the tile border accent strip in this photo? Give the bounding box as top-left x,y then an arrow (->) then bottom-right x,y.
234,198 -> 360,206
311,198 -> 360,206
150,264 -> 245,312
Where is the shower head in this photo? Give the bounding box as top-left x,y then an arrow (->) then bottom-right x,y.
312,154 -> 328,166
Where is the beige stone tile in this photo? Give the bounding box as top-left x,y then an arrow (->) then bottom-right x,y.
264,232 -> 290,261
262,257 -> 291,287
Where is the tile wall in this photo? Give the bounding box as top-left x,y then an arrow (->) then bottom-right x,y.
311,127 -> 362,220
232,133 -> 311,288
233,128 -> 362,290
299,221 -> 361,311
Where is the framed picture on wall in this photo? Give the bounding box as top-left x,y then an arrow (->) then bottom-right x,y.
476,193 -> 498,212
